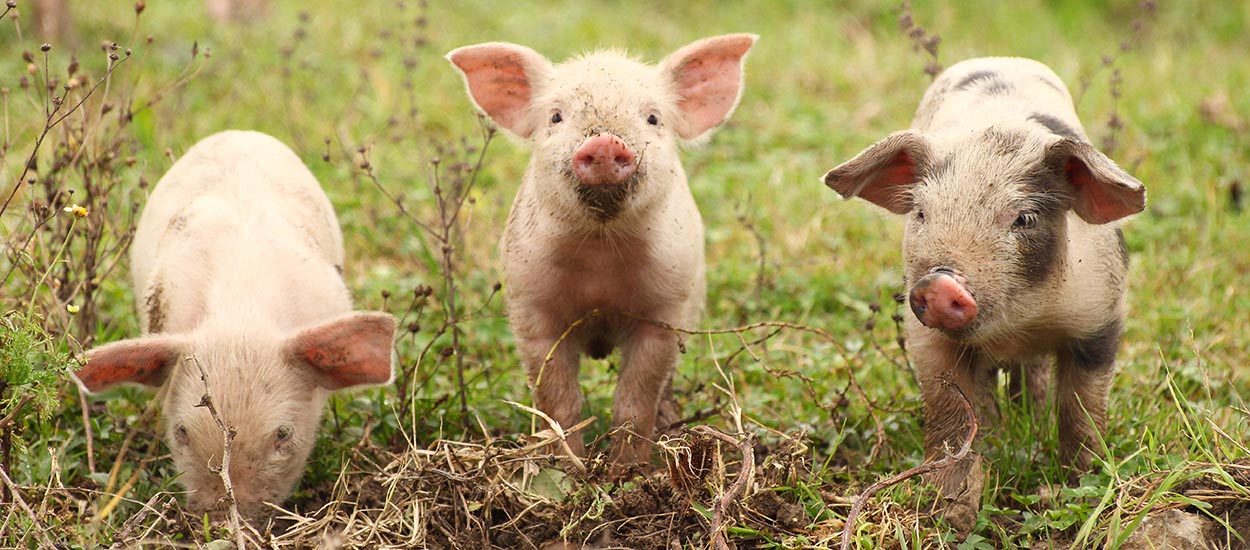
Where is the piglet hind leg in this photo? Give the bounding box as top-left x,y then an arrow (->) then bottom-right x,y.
608,322 -> 681,472
518,334 -> 587,459
655,373 -> 680,435
1055,322 -> 1121,475
1006,358 -> 1052,425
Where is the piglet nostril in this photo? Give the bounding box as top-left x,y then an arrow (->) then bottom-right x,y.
909,293 -> 929,318
574,151 -> 596,169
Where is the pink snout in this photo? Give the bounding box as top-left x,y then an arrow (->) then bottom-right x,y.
909,268 -> 978,332
573,134 -> 637,186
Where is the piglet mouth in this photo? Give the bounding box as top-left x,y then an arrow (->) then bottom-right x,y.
574,176 -> 639,221
909,267 -> 979,334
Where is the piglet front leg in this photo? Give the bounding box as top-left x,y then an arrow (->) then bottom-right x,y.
609,322 -> 681,468
518,332 -> 588,458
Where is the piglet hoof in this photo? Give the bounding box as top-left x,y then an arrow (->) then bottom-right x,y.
930,452 -> 984,535
607,432 -> 653,480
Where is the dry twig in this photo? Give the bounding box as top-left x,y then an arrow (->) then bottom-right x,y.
0,464 -> 56,549
695,425 -> 757,550
504,399 -> 591,474
190,356 -> 248,550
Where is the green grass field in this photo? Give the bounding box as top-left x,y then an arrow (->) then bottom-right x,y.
1,1 -> 1247,548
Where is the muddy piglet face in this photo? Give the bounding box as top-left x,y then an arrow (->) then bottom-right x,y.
447,34 -> 757,222
162,340 -> 325,519
823,128 -> 1145,344
901,129 -> 1074,342
77,312 -> 397,520
526,53 -> 682,221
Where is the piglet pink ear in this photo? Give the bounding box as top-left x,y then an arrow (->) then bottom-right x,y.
660,33 -> 758,140
446,42 -> 553,139
822,130 -> 933,214
77,336 -> 185,393
285,312 -> 396,391
1047,138 -> 1146,224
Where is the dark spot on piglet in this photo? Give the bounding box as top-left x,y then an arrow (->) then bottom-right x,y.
954,70 -> 999,91
1013,211 -> 1063,286
982,79 -> 1014,95
1029,113 -> 1082,141
1067,319 -> 1122,370
1115,228 -> 1129,267
144,284 -> 166,333
1036,75 -> 1065,93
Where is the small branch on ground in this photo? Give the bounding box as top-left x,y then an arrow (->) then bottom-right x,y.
840,374 -> 978,550
694,425 -> 756,550
734,200 -> 769,307
0,463 -> 56,549
107,491 -> 164,548
353,116 -> 496,436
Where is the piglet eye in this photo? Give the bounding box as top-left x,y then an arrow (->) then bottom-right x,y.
916,209 -> 926,222
550,112 -> 563,124
275,425 -> 292,443
646,113 -> 659,126
174,425 -> 189,446
1014,211 -> 1038,229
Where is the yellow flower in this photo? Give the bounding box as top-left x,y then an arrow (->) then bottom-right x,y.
62,204 -> 88,218
66,304 -> 80,314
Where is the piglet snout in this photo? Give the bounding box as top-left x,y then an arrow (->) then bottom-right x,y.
573,134 -> 637,186
909,268 -> 978,332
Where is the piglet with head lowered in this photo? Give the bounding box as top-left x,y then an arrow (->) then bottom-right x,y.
447,34 -> 756,468
822,58 -> 1146,530
77,130 -> 397,519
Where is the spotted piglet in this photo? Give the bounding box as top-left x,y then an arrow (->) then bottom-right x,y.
447,35 -> 756,469
77,130 -> 396,519
822,58 -> 1146,530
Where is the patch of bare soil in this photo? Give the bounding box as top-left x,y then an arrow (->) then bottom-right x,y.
1174,458 -> 1250,549
1120,459 -> 1250,550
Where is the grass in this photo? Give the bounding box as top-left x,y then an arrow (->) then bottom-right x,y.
1,0 -> 1248,548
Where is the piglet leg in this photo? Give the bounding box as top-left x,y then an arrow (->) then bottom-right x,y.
609,322 -> 681,468
519,334 -> 587,458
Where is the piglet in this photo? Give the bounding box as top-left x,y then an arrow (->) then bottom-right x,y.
447,34 -> 756,468
822,58 -> 1146,530
77,130 -> 396,519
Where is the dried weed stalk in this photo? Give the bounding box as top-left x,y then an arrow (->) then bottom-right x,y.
898,2 -> 942,79
352,118 -> 497,434
1074,0 -> 1157,154
312,0 -> 497,436
190,356 -> 251,549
